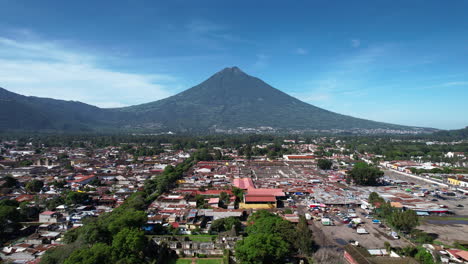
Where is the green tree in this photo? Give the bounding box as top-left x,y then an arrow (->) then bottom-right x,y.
267,150 -> 277,160
193,148 -> 213,161
219,191 -> 230,207
65,192 -> 89,205
214,149 -> 223,160
295,215 -> 315,256
384,241 -> 391,253
388,209 -> 419,233
107,210 -> 147,234
246,210 -> 296,251
64,243 -> 112,264
348,162 -> 383,186
1,174 -> 18,188
111,228 -> 147,263
0,204 -> 22,240
317,159 -> 333,170
415,248 -> 435,264
236,233 -> 290,264
46,196 -> 65,210
211,217 -> 241,233
232,187 -> 244,201
26,179 -> 44,193
196,195 -> 207,209
244,145 -> 252,160
19,160 -> 33,166
368,192 -> 385,206
19,202 -> 40,220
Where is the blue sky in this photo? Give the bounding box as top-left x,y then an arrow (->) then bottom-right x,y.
0,0 -> 467,129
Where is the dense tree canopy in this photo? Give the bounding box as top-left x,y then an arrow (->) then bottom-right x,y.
65,191 -> 90,205
388,210 -> 419,233
236,210 -> 315,264
317,159 -> 333,170
348,162 -> 384,186
25,179 -> 44,193
371,193 -> 420,234
368,192 -> 385,206
1,174 -> 18,188
0,201 -> 22,242
210,216 -> 241,234
236,233 -> 290,264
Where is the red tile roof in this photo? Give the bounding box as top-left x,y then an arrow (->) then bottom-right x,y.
247,188 -> 285,197
197,190 -> 233,196
245,196 -> 277,202
40,211 -> 56,215
233,178 -> 255,189
208,198 -> 220,204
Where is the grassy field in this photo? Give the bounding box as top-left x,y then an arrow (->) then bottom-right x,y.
175,259 -> 223,264
175,259 -> 192,264
196,259 -> 223,264
422,216 -> 468,221
185,235 -> 216,242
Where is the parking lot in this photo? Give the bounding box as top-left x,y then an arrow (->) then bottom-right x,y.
383,169 -> 468,215
300,205 -> 411,250
324,207 -> 409,249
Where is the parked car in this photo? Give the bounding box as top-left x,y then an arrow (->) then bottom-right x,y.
457,204 -> 464,207
390,231 -> 399,239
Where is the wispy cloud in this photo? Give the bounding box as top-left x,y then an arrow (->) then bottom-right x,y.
184,19 -> 252,50
294,45 -> 393,105
0,33 -> 177,107
351,39 -> 361,48
186,19 -> 225,34
295,48 -> 308,55
441,81 -> 468,87
252,54 -> 270,69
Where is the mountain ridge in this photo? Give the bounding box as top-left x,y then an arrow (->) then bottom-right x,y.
0,67 -> 436,133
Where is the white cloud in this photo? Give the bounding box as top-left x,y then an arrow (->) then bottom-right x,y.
186,19 -> 225,34
295,48 -> 308,55
0,34 -> 176,107
294,45 -> 392,105
183,19 -> 252,50
252,54 -> 270,69
351,39 -> 361,48
441,81 -> 468,87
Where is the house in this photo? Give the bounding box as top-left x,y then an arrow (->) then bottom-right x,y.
344,244 -> 418,264
207,198 -> 219,208
39,211 -> 63,223
448,176 -> 468,188
152,235 -> 242,257
445,152 -> 466,158
67,174 -> 97,186
240,188 -> 285,209
283,155 -> 315,161
447,249 -> 468,263
233,177 -> 255,190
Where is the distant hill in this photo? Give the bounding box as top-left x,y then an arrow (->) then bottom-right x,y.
0,87 -> 112,131
431,126 -> 468,140
114,67 -> 427,133
0,67 -> 434,133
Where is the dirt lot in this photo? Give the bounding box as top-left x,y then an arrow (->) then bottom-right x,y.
319,207 -> 410,249
383,169 -> 468,245
417,222 -> 468,245
383,169 -> 468,215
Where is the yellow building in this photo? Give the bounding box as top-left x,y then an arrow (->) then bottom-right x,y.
448,178 -> 461,185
